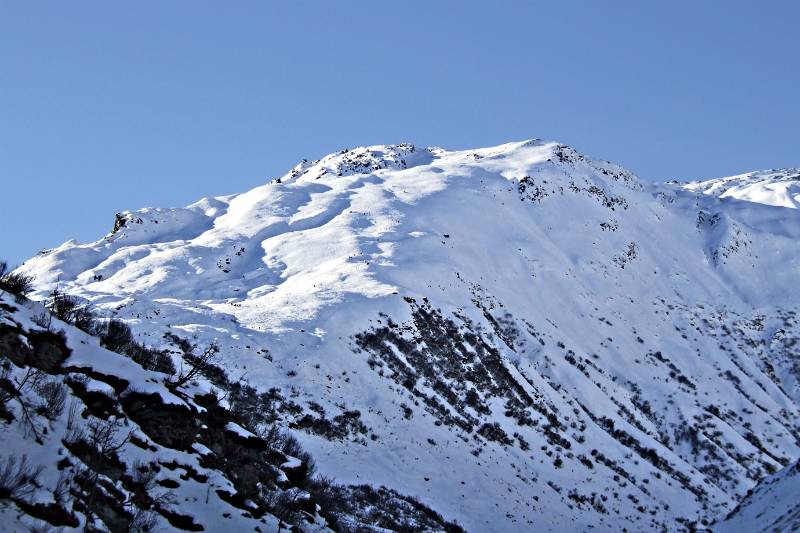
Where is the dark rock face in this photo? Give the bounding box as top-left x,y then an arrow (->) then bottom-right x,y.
121,392 -> 199,452
112,213 -> 127,234
0,325 -> 71,372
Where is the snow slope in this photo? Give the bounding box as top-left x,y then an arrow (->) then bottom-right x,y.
715,460 -> 800,533
683,168 -> 800,209
0,291 -> 460,532
15,140 -> 800,531
0,293 -> 310,532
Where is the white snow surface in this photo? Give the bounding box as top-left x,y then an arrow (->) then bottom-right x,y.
15,140 -> 800,531
683,168 -> 800,209
715,460 -> 800,532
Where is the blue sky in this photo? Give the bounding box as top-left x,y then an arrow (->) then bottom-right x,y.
2,1 -> 798,265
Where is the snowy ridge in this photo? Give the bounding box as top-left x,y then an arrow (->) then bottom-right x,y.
683,168 -> 800,209
13,139 -> 800,531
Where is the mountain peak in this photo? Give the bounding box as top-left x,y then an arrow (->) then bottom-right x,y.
683,168 -> 800,208
278,143 -> 423,183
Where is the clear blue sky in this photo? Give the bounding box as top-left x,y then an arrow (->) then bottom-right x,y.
2,2 -> 799,265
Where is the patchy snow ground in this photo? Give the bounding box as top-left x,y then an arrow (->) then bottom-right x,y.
15,139 -> 800,531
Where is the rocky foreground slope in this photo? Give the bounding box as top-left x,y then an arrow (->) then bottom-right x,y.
10,139 -> 800,531
0,289 -> 461,532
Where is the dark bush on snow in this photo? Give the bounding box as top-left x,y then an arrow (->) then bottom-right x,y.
46,289 -> 175,376
102,319 -> 135,353
277,433 -> 316,486
34,379 -> 67,421
101,319 -> 176,376
304,480 -> 465,533
0,261 -> 34,300
0,454 -> 44,501
48,289 -> 97,334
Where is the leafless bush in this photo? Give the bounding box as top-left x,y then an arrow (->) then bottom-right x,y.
128,460 -> 158,492
128,505 -> 159,532
47,288 -> 99,333
170,342 -> 220,389
0,367 -> 46,442
0,455 -> 43,501
65,398 -> 82,434
262,428 -> 317,486
34,378 -> 67,420
306,475 -> 343,515
266,487 -> 304,524
0,261 -> 34,300
101,319 -> 176,375
102,319 -> 134,353
125,342 -> 176,376
31,310 -> 53,331
53,472 -> 71,503
47,288 -> 79,323
125,460 -> 166,532
259,424 -> 283,449
71,307 -> 98,334
278,432 -> 305,458
0,362 -> 12,417
86,418 -> 131,458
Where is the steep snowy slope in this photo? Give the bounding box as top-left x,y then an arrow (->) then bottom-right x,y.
683,168 -> 800,208
0,290 -> 319,532
15,140 -> 800,531
715,460 -> 800,532
0,290 -> 461,532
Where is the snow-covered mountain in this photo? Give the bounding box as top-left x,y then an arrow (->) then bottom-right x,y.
10,140 -> 800,531
683,168 -> 800,209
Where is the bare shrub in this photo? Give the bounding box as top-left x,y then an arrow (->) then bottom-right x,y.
71,306 -> 98,334
47,288 -> 100,333
125,460 -> 164,532
0,261 -> 34,300
0,367 -> 46,442
266,487 -> 304,525
128,505 -> 159,532
101,319 -> 176,375
128,460 -> 157,491
53,472 -> 71,503
102,319 -> 134,353
264,430 -> 317,487
0,455 -> 43,501
34,378 -> 67,420
85,418 -> 131,459
126,342 -> 176,376
170,342 -> 219,389
306,475 -> 343,517
31,310 -> 53,331
259,424 -> 283,449
47,288 -> 81,323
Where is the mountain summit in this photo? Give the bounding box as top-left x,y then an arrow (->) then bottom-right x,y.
683,168 -> 800,209
10,140 -> 800,531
